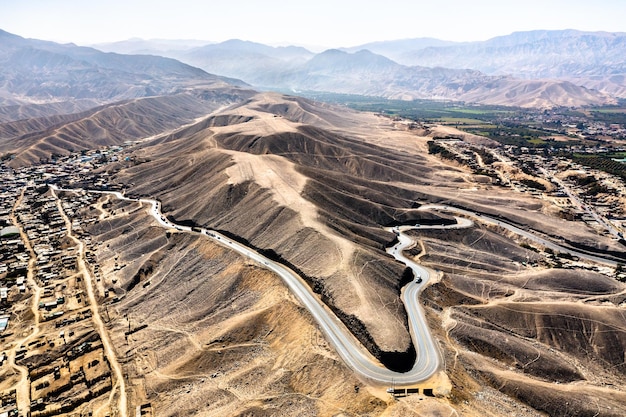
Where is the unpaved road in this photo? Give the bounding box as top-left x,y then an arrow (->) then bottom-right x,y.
419,204 -> 618,266
8,189 -> 43,415
52,188 -> 128,417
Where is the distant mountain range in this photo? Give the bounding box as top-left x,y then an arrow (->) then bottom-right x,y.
384,30 -> 626,78
0,29 -> 246,121
0,29 -> 255,162
1,28 -> 625,111
359,30 -> 626,98
0,88 -> 253,165
93,30 -> 626,108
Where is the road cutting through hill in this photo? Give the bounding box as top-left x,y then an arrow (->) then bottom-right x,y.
52,186 -> 459,386
52,186 -> 617,388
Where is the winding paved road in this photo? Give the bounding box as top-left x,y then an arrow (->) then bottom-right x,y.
382,217 -> 474,384
53,186 -> 618,388
54,187 -> 458,386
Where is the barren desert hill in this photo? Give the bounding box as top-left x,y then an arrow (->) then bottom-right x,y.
9,84 -> 624,415
63,191 -> 477,417
4,28 -> 626,417
110,100 -> 430,359
284,49 -> 613,108
65,90 -> 626,416
457,77 -> 617,108
415,223 -> 626,416
54,182 -> 626,416
102,90 -> 622,368
0,86 -> 256,167
0,99 -> 105,124
350,30 -> 626,98
109,92 -> 483,359
138,37 -> 617,108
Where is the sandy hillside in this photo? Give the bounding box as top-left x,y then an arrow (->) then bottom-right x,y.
51,90 -> 626,416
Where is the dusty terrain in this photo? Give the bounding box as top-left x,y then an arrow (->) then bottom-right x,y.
114,93 -> 462,360
71,194 -> 400,416
91,91 -> 624,415
0,86 -> 255,167
3,89 -> 626,416
57,192 -> 538,416
0,187 -> 120,417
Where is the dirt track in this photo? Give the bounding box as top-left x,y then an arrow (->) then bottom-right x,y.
53,188 -> 128,417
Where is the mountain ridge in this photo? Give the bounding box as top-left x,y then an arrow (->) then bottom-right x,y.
94,30 -> 622,108
0,29 -> 247,116
386,29 -> 626,97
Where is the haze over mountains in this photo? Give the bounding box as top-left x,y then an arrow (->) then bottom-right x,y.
0,28 -> 255,163
369,30 -> 626,98
0,29 -> 246,122
388,30 -> 626,77
2,28 -> 625,111
1,27 -> 625,165
94,29 -> 626,108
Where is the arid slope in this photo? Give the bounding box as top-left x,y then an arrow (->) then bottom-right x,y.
44,89 -> 626,416
71,195 -> 391,416
113,93 -> 466,360
0,86 -> 255,166
110,91 -> 622,360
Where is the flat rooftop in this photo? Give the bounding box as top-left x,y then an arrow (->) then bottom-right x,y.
0,315 -> 8,332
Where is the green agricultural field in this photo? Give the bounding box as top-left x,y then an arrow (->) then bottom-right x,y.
439,117 -> 490,125
528,138 -> 547,145
290,91 -> 518,122
586,106 -> 626,124
297,92 -> 608,150
445,107 -> 512,115
571,153 -> 626,181
588,107 -> 626,114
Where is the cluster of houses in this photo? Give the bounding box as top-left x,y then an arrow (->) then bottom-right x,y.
503,108 -> 626,141
0,143 -> 125,329
523,153 -> 625,234
0,179 -> 24,327
2,145 -> 128,193
431,138 -> 626,240
0,152 -> 120,417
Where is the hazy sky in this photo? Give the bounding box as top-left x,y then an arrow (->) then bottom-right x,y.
1,0 -> 625,48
